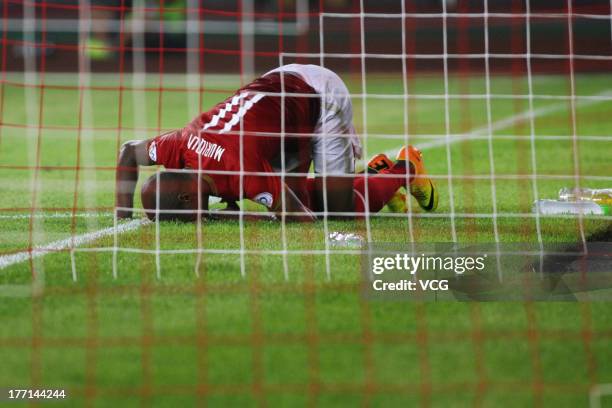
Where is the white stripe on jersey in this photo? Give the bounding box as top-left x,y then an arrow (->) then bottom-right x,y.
219,93 -> 265,134
202,93 -> 247,131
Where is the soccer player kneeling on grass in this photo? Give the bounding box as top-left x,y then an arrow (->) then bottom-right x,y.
133,144 -> 438,222
115,63 -> 438,221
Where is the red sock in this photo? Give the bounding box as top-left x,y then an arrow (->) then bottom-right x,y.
353,168 -> 410,214
304,165 -> 412,216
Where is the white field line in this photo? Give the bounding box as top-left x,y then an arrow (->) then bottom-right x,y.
0,211 -> 114,220
0,218 -> 147,270
382,89 -> 612,157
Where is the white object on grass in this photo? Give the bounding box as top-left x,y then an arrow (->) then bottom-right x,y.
327,231 -> 364,248
532,200 -> 606,216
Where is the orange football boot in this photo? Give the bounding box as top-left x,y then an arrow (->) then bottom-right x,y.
365,152 -> 408,213
366,153 -> 395,174
396,145 -> 438,211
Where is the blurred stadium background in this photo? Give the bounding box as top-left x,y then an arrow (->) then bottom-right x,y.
4,0 -> 612,73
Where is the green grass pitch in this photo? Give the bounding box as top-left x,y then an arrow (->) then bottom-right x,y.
0,72 -> 611,407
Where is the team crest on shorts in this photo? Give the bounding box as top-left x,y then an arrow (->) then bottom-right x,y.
148,141 -> 157,162
254,192 -> 273,208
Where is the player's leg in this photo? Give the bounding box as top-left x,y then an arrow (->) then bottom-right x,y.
311,88 -> 361,215
352,171 -> 404,214
352,148 -> 416,215
310,131 -> 356,214
305,167 -> 405,216
362,145 -> 439,213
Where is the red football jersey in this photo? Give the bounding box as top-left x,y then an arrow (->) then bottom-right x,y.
148,73 -> 318,210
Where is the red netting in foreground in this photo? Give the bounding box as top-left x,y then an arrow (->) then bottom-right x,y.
1,0 -> 611,406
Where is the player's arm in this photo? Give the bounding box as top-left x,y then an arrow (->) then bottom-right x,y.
115,139 -> 154,219
212,185 -> 313,222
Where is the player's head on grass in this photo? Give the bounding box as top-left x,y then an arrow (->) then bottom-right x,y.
141,171 -> 206,222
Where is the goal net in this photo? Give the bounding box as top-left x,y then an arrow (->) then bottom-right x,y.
1,0 -> 612,405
